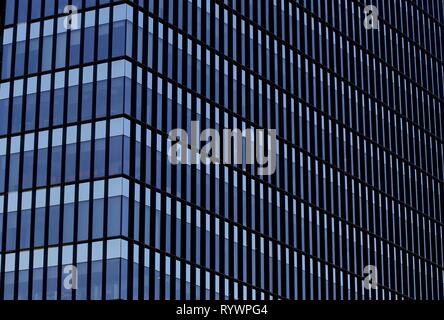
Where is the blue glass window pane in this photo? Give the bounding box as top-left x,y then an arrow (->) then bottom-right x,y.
93,199 -> 104,239
79,141 -> 91,179
110,78 -> 124,115
65,144 -> 77,182
17,0 -> 28,23
98,25 -> 109,60
20,210 -> 31,249
47,267 -> 58,300
85,0 -> 96,8
34,209 -> 45,247
72,0 -> 83,10
6,211 -> 17,250
112,21 -> 126,57
5,0 -> 15,24
123,136 -> 130,175
48,207 -> 60,245
18,270 -> 29,300
78,202 -> 89,241
36,149 -> 48,186
122,197 -> 129,237
22,151 -> 34,189
2,44 -> 13,79
109,136 -> 123,175
42,37 -> 53,71
76,263 -> 87,300
0,155 -> 6,193
44,0 -> 54,16
124,78 -> 132,115
70,30 -> 81,66
0,214 -> 4,250
96,81 -> 107,118
94,139 -> 106,177
67,86 -> 79,122
58,0 -> 69,13
32,269 -> 43,300
0,100 -> 9,135
84,28 -> 95,63
39,92 -> 50,128
9,153 -> 20,191
63,204 -> 74,243
4,272 -> 14,300
108,197 -> 122,236
82,83 -> 93,120
91,261 -> 102,299
53,89 -> 65,126
11,97 -> 23,133
51,146 -> 62,184
31,0 -> 42,19
55,33 -> 67,69
106,259 -> 120,300
15,42 -> 26,76
25,95 -> 37,130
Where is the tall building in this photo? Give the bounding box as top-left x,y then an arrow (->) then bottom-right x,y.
0,0 -> 443,301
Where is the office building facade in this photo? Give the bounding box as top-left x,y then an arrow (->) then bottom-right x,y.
0,0 -> 443,300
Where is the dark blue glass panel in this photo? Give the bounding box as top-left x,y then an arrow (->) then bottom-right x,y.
53,89 -> 65,126
92,199 -> 104,239
25,94 -> 37,130
48,206 -> 60,245
78,202 -> 89,241
63,203 -> 74,243
0,100 -> 9,135
5,0 -> 15,25
2,44 -> 12,79
94,139 -> 106,177
9,153 -> 20,191
65,144 -> 77,182
22,151 -> 34,189
15,42 -> 26,76
6,211 -> 17,250
51,146 -> 63,184
108,197 -> 122,236
36,149 -> 48,186
34,208 -> 45,247
84,28 -> 95,64
11,97 -> 23,133
20,210 -> 31,248
39,91 -> 50,128
79,141 -> 91,179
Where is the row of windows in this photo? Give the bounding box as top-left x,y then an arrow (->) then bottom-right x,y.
3,0 -> 110,25
0,178 -> 132,251
1,238 -> 278,300
2,4 -> 133,79
0,59 -> 132,135
0,117 -> 134,193
1,224 -> 420,300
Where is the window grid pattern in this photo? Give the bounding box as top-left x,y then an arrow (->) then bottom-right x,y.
0,0 -> 443,300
